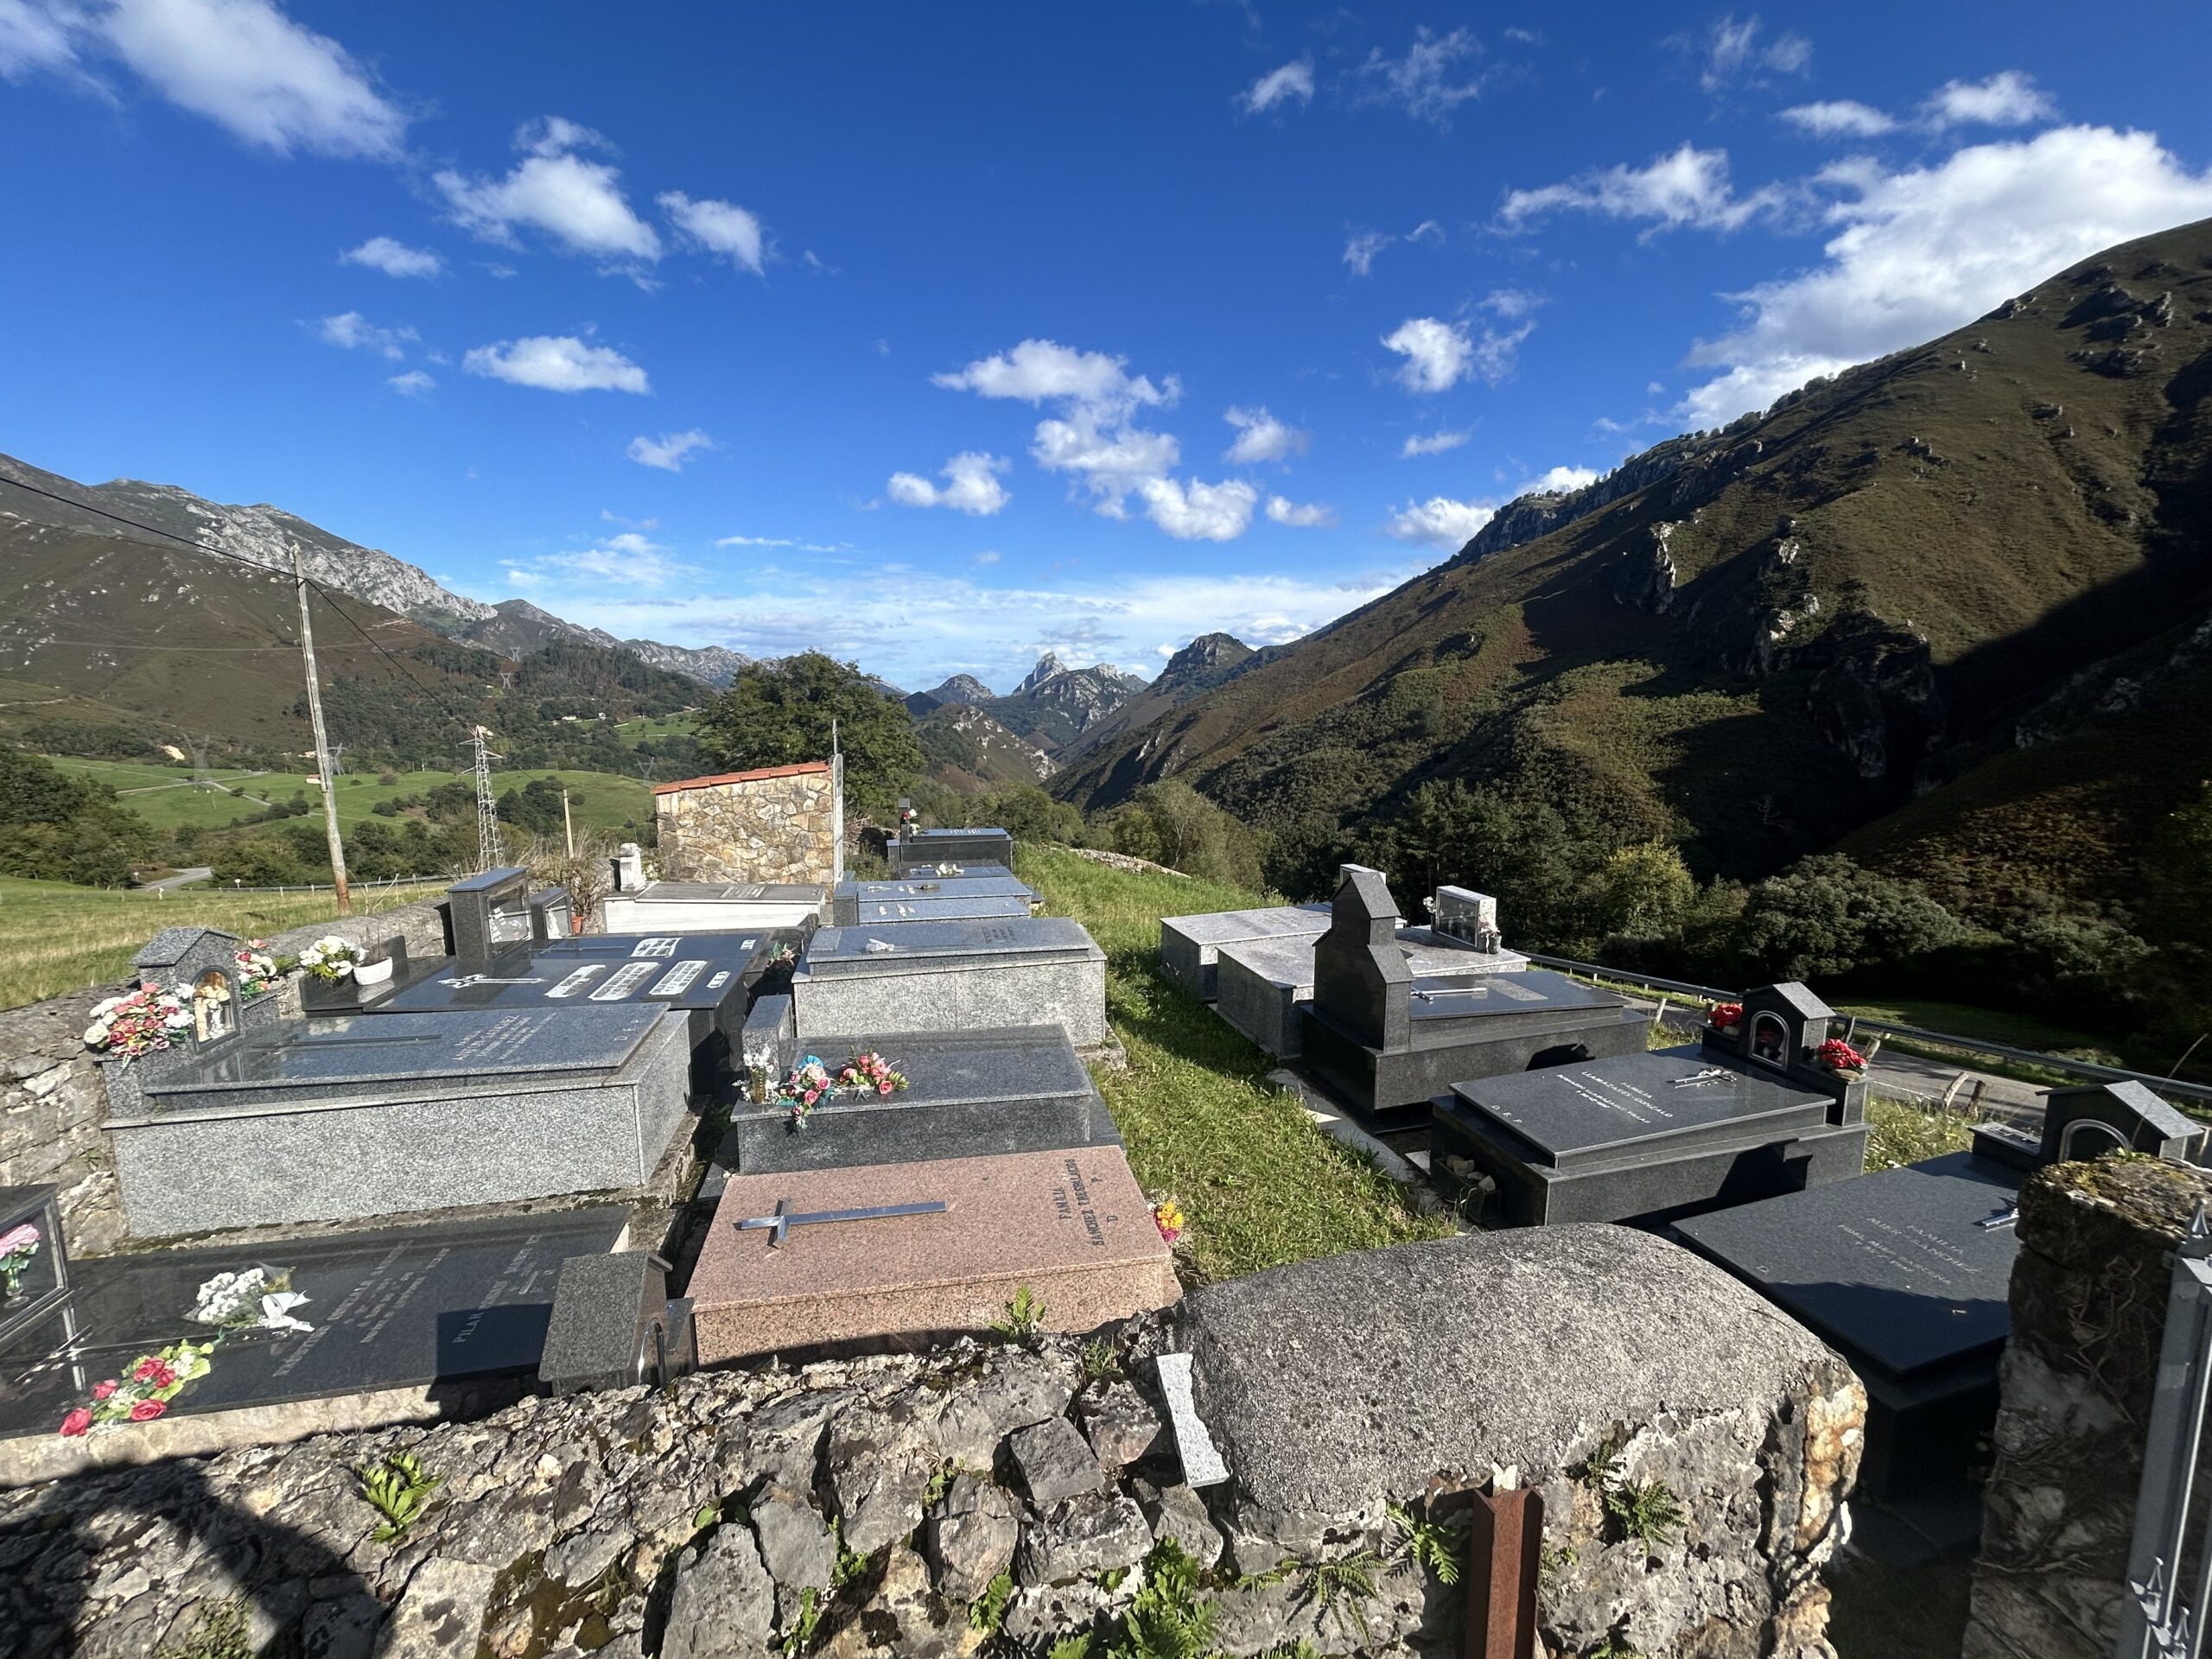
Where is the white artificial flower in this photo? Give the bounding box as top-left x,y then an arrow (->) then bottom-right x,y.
84,1022 -> 111,1046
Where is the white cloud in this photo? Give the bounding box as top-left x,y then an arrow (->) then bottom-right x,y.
1481,287 -> 1542,320
1781,99 -> 1896,138
627,429 -> 714,472
464,334 -> 650,394
435,118 -> 660,262
1382,317 -> 1471,393
887,452 -> 1012,516
34,0 -> 410,157
1344,230 -> 1394,277
1526,464 -> 1599,493
1678,124 -> 2212,426
505,529 -> 694,590
386,369 -> 435,396
1138,477 -> 1256,542
315,310 -> 414,359
973,550 -> 1001,565
1401,429 -> 1470,458
1353,27 -> 1485,125
658,190 -> 766,274
1500,143 -> 1783,232
1265,495 -> 1336,528
1031,416 -> 1180,504
932,338 -> 1173,411
341,235 -> 442,277
1386,496 -> 1497,548
1927,70 -> 2054,129
1239,59 -> 1313,115
1696,15 -> 1810,92
1223,405 -> 1309,465
715,533 -> 850,553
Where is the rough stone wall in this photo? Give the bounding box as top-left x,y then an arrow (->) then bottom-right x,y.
0,901 -> 448,1257
1965,1155 -> 2212,1659
658,767 -> 839,885
1,1233 -> 1859,1658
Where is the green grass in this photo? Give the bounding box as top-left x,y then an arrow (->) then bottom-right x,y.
0,873 -> 442,1011
44,757 -> 655,840
1865,1095 -> 1977,1170
615,714 -> 696,742
1014,845 -> 1451,1282
1834,999 -> 2112,1058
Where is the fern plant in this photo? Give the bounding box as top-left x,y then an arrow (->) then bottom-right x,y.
988,1284 -> 1048,1346
1386,1500 -> 1465,1585
1109,1538 -> 1217,1659
968,1569 -> 1014,1634
354,1451 -> 442,1541
1603,1474 -> 1683,1548
778,1586 -> 821,1657
1300,1550 -> 1383,1641
1081,1337 -> 1124,1384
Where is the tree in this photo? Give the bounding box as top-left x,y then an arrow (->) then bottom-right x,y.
0,747 -> 156,884
695,652 -> 922,817
1586,842 -> 1696,941
1731,854 -> 1971,982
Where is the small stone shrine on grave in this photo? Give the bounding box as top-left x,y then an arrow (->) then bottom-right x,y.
790,917 -> 1109,1049
99,928 -> 691,1235
1213,883 -> 1528,1059
830,872 -> 1038,927
890,824 -> 1014,875
365,868 -> 776,1071
726,1027 -> 1120,1174
685,1145 -> 1177,1362
1675,1077 -> 2205,1530
1296,867 -> 1644,1116
0,1205 -> 638,1482
1160,900 -> 1332,1002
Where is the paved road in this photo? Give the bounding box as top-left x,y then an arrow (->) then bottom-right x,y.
137,867 -> 213,892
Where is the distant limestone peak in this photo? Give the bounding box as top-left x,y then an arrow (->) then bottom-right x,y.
1019,652 -> 1067,693
1160,632 -> 1252,684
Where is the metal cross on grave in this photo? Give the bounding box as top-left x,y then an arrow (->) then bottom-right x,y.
440,974 -> 548,988
734,1198 -> 949,1249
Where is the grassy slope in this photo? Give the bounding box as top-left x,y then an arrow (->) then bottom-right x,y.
0,874 -> 442,1010
1014,846 -> 1451,1282
47,758 -> 653,839
1057,219 -> 2212,900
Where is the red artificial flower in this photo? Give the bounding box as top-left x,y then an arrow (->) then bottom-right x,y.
133,1357 -> 163,1382
59,1408 -> 93,1437
92,1380 -> 118,1402
129,1399 -> 165,1422
1710,1002 -> 1744,1028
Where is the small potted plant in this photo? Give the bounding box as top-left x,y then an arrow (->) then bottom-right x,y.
297,937 -> 371,1010
1815,1037 -> 1868,1081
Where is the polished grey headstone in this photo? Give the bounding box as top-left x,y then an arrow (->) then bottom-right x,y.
791,918 -> 1109,1047
853,894 -> 1033,925
0,1206 -> 628,1433
831,874 -> 1035,925
728,1027 -> 1118,1173
537,1249 -> 696,1395
892,829 -> 1014,874
1159,905 -> 1332,1002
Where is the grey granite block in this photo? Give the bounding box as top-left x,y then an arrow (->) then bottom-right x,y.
892,829 -> 1014,873
537,1249 -> 696,1395
728,1027 -> 1120,1173
830,874 -> 1036,926
601,881 -> 827,932
1216,931 -> 1531,1058
1158,905 -> 1332,1003
791,918 -> 1109,1048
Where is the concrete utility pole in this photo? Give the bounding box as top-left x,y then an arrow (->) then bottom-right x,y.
562,785 -> 575,856
290,545 -> 351,917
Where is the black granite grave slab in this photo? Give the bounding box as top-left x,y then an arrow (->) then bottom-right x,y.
726,1027 -> 1120,1173
852,895 -> 1033,925
831,874 -> 1036,925
1675,1150 -> 2023,1500
800,917 -> 1098,972
892,828 -> 1014,874
1300,967 -> 1650,1119
0,1206 -> 629,1438
1429,1045 -> 1867,1227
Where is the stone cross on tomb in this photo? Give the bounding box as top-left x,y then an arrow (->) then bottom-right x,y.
734,1198 -> 949,1249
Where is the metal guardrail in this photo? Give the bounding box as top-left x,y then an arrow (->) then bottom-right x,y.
1523,950 -> 2212,1107
167,876 -> 449,896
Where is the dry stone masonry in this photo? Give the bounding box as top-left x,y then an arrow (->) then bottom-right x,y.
654,763 -> 842,887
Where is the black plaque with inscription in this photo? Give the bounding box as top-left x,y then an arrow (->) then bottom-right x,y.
0,1207 -> 629,1435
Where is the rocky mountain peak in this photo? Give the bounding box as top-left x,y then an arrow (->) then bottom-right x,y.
1160,632 -> 1252,683
1018,652 -> 1067,693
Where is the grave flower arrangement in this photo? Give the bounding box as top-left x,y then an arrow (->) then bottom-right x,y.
1707,1001 -> 1744,1035
0,1221 -> 39,1300
1815,1037 -> 1868,1079
233,941 -> 281,999
297,937 -> 362,982
1150,1198 -> 1186,1246
765,943 -> 798,969
779,1051 -> 910,1127
58,1338 -> 215,1438
82,984 -> 193,1059
189,1266 -> 313,1335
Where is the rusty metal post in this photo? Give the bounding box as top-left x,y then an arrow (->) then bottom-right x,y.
1464,1486 -> 1543,1659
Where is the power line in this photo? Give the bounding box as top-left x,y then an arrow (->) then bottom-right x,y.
0,474 -> 486,731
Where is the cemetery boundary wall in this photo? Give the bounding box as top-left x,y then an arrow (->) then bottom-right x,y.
654,760 -> 841,886
1964,1154 -> 2212,1659
0,900 -> 450,1257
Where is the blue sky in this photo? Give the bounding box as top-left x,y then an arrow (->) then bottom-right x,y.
5,3 -> 2212,693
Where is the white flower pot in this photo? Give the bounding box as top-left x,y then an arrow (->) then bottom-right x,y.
353,957 -> 394,987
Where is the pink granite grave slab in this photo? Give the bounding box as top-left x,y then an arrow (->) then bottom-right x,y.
689,1146 -> 1179,1361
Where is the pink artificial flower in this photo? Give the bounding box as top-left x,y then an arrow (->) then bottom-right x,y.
59,1408 -> 93,1438
878,1081 -> 894,1096
129,1399 -> 165,1422
92,1380 -> 118,1402
133,1357 -> 162,1382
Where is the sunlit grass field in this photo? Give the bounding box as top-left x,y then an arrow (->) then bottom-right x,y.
0,874 -> 442,1012
1014,844 -> 1452,1283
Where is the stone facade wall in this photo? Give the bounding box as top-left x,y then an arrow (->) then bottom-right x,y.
0,901 -> 449,1258
657,763 -> 840,885
4,1238 -> 1866,1659
1965,1155 -> 2212,1659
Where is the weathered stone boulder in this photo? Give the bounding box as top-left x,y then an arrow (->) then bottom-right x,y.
1966,1156 -> 2212,1659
